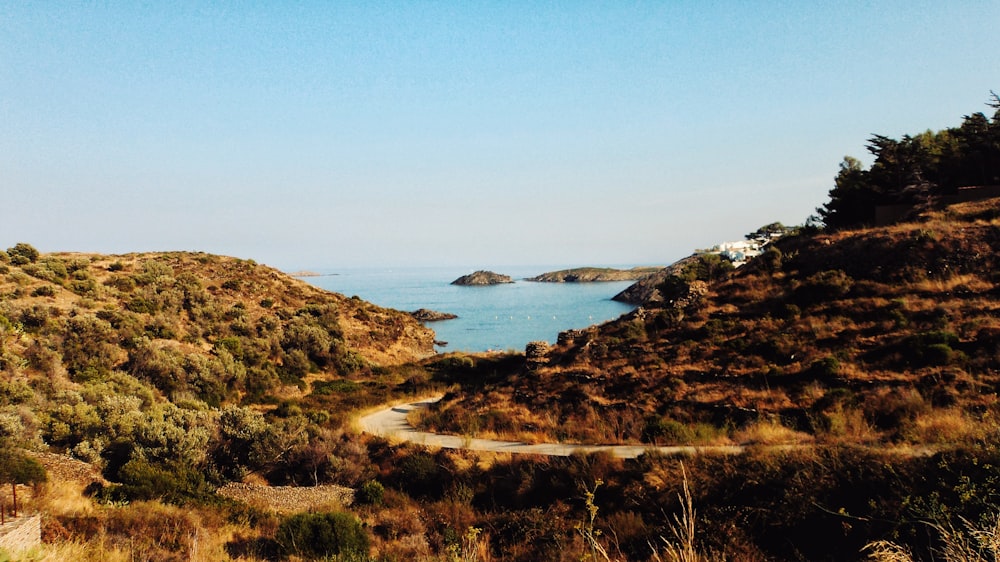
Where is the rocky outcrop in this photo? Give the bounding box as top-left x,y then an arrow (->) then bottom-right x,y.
411,308 -> 458,322
526,266 -> 661,283
557,329 -> 591,346
451,270 -> 514,286
612,255 -> 701,305
525,341 -> 551,370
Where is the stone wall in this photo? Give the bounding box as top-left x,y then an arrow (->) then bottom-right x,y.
0,514 -> 42,555
525,340 -> 550,370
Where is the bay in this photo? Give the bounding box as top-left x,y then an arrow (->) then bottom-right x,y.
302,266 -> 637,353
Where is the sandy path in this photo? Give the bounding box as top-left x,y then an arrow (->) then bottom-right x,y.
358,397 -> 745,459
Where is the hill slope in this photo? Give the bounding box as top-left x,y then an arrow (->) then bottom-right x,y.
426,198 -> 1000,446
0,250 -> 434,456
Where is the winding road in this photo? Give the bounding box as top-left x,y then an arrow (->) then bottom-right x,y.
358,396 -> 746,459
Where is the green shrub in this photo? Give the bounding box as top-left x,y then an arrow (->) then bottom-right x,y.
656,275 -> 691,302
42,257 -> 68,279
901,331 -> 962,367
312,379 -> 361,395
69,270 -> 98,296
759,245 -> 783,272
133,260 -> 175,286
682,253 -> 735,282
642,416 -> 694,444
126,296 -> 158,314
108,458 -> 212,503
19,305 -> 49,331
925,343 -> 954,366
7,243 -> 39,264
104,275 -> 137,293
809,356 -> 841,378
795,269 -> 854,305
355,479 -> 385,506
31,285 -> 56,297
275,511 -> 369,559
0,446 -> 47,487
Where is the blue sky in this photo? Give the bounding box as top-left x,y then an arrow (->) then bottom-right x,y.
2,2 -> 997,270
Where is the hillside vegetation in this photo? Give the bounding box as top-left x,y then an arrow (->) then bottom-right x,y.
0,251 -> 435,485
426,198 -> 1000,447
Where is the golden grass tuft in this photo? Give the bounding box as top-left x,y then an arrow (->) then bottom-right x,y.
914,273 -> 993,294
905,408 -> 987,445
32,480 -> 95,518
732,418 -> 814,446
816,405 -> 881,444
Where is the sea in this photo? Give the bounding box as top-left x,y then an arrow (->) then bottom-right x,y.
301,266 -> 638,353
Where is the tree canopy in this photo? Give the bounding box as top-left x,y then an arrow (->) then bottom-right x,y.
0,446 -> 47,487
818,92 -> 1000,229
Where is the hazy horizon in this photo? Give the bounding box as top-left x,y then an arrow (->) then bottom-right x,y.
3,3 -> 998,270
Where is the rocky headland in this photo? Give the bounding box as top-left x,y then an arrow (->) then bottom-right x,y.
611,255 -> 701,304
451,270 -> 514,286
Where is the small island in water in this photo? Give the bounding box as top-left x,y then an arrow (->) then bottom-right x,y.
410,308 -> 458,322
526,266 -> 662,283
451,270 -> 514,286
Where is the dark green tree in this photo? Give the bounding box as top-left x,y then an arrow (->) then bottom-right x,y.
0,445 -> 47,517
818,92 -> 1000,229
745,221 -> 793,244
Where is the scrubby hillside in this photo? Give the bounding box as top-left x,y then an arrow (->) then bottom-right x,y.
0,249 -> 435,479
424,198 -> 1000,447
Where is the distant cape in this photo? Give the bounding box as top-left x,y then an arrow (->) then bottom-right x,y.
526,266 -> 662,283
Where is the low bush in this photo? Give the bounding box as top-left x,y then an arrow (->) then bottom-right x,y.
103,458 -> 212,503
30,284 -> 56,297
275,511 -> 369,559
794,269 -> 854,305
355,479 -> 385,506
7,242 -> 39,264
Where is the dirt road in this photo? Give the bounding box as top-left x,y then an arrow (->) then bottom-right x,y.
358,397 -> 745,459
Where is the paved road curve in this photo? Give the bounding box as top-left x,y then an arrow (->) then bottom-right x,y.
358,397 -> 746,459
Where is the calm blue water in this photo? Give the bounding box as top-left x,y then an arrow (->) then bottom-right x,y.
303,266 -> 636,353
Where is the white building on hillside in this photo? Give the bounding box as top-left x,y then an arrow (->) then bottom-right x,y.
708,240 -> 764,267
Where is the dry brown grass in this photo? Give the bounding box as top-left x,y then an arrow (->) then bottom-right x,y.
732,418 -> 814,446
815,405 -> 881,444
22,540 -> 133,562
30,480 -> 94,519
905,408 -> 988,444
914,274 -> 994,294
